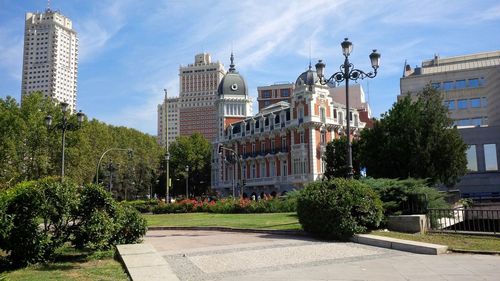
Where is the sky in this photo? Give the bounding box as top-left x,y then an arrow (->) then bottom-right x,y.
1,0 -> 500,135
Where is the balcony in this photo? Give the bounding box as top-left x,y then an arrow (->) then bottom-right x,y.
292,143 -> 307,151
291,174 -> 308,183
245,177 -> 277,186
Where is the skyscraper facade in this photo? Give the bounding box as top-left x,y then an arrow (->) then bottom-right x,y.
157,92 -> 179,147
178,53 -> 225,141
21,9 -> 79,112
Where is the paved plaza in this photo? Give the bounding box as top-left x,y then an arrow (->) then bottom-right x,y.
138,229 -> 500,281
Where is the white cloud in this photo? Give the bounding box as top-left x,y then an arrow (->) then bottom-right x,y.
76,0 -> 131,62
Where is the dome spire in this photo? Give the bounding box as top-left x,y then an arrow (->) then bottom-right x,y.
229,52 -> 236,72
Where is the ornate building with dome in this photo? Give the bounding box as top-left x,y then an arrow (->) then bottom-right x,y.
212,58 -> 367,196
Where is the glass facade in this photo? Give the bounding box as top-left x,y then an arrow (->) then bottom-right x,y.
455,80 -> 466,89
468,78 -> 479,88
484,144 -> 498,171
457,99 -> 468,109
443,81 -> 454,91
470,98 -> 481,108
466,145 -> 478,172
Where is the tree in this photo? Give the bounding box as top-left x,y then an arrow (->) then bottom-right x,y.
359,85 -> 467,187
323,137 -> 361,179
167,133 -> 212,197
0,93 -> 163,197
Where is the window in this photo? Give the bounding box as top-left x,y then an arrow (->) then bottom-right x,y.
261,90 -> 271,98
431,82 -> 441,89
281,89 -> 290,97
281,136 -> 287,150
299,131 -> 305,143
242,163 -> 247,179
484,144 -> 498,171
252,143 -> 256,154
455,80 -> 466,89
260,142 -> 266,154
466,145 -> 478,172
270,140 -> 275,152
454,119 -> 469,126
269,160 -> 275,177
298,107 -> 304,119
471,118 -> 482,126
457,99 -> 468,109
282,160 -> 288,177
470,98 -> 481,108
444,100 -> 455,110
333,109 -> 337,119
251,163 -> 256,178
468,78 -> 479,88
320,131 -> 326,144
442,81 -> 454,91
320,107 -> 326,123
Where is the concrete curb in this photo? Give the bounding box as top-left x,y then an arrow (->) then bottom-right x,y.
449,248 -> 500,255
116,244 -> 180,281
351,234 -> 448,255
148,226 -> 309,236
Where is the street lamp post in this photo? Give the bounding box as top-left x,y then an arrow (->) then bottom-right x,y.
315,38 -> 380,179
95,148 -> 133,184
107,161 -> 117,193
218,145 -> 240,198
165,152 -> 170,203
45,102 -> 85,181
185,165 -> 189,199
164,89 -> 171,203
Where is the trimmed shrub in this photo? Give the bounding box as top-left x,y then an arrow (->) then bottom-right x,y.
72,184 -> 147,250
0,178 -> 78,266
297,179 -> 383,240
123,199 -> 158,213
0,179 -> 147,266
361,178 -> 449,216
113,204 -> 148,245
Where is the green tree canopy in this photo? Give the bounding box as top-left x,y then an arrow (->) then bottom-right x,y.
166,133 -> 211,197
323,136 -> 361,179
359,85 -> 467,186
0,93 -> 163,198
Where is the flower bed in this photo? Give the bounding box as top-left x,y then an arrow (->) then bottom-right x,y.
148,196 -> 297,214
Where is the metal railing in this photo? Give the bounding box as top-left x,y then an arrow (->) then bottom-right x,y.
427,208 -> 500,234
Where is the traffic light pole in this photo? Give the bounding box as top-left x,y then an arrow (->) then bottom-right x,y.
218,144 -> 243,198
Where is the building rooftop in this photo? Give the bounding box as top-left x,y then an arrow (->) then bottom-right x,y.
405,50 -> 500,77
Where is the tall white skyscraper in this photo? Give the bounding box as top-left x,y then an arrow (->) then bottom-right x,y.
21,9 -> 79,112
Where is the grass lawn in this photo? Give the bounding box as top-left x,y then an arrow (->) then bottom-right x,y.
144,212 -> 302,230
371,230 -> 500,252
1,247 -> 129,281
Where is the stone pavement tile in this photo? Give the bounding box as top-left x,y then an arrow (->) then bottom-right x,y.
145,229 -> 315,253
188,242 -> 381,274
158,239 -> 308,256
121,252 -> 166,268
216,260 -> 409,281
128,265 -> 180,281
442,274 -> 490,281
117,243 -> 155,255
